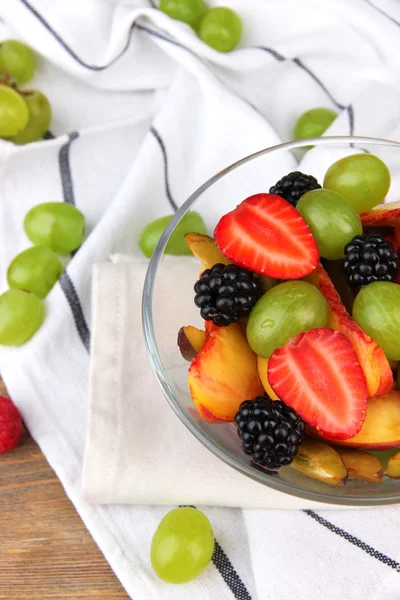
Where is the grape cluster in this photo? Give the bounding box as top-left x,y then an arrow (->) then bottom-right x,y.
0,40 -> 52,143
159,1 -> 242,52
0,203 -> 85,347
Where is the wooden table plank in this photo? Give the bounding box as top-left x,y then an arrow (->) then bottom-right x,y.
0,382 -> 129,600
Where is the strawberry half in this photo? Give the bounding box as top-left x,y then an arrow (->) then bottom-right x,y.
268,328 -> 368,440
214,193 -> 319,279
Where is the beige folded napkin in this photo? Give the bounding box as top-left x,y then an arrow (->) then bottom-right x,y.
82,254 -> 344,509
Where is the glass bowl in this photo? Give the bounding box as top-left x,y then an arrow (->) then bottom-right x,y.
143,136 -> 400,506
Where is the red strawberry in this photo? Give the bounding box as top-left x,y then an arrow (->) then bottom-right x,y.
268,328 -> 368,440
214,193 -> 319,279
0,395 -> 22,454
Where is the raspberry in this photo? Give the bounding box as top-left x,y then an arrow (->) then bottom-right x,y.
0,395 -> 22,454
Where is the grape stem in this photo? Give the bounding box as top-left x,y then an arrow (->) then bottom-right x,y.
0,78 -> 33,96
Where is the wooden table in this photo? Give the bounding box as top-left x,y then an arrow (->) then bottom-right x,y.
0,382 -> 129,600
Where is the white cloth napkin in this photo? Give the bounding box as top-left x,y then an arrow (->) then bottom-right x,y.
83,254 -> 339,508
2,1 -> 400,599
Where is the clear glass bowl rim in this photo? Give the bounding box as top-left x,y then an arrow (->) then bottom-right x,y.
142,135 -> 400,506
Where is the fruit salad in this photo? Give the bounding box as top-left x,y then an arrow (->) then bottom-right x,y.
177,152 -> 400,488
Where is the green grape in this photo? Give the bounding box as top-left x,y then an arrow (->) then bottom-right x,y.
24,202 -> 85,255
323,154 -> 391,213
199,7 -> 242,52
0,85 -> 28,137
159,0 -> 208,28
353,281 -> 400,360
297,188 -> 362,260
139,211 -> 207,258
0,40 -> 36,84
7,246 -> 62,299
151,507 -> 214,584
246,281 -> 329,358
0,289 -> 44,346
294,107 -> 337,142
11,90 -> 51,144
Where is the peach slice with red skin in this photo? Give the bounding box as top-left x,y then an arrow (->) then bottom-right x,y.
323,390 -> 400,450
336,448 -> 383,483
188,322 -> 264,422
305,263 -> 393,397
360,202 -> 400,227
177,326 -> 206,362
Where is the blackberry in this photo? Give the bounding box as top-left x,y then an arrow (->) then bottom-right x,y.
194,263 -> 259,327
235,396 -> 305,470
269,171 -> 321,207
344,234 -> 398,288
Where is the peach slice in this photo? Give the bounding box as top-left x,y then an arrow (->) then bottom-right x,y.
257,356 -> 279,400
188,322 -> 264,422
184,232 -> 231,271
336,448 -> 383,483
306,263 -> 393,397
177,326 -> 206,362
360,202 -> 400,227
387,451 -> 400,478
329,391 -> 400,449
322,259 -> 355,314
289,438 -> 347,487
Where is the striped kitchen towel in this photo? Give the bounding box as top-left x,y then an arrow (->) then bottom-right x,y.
1,1 -> 400,599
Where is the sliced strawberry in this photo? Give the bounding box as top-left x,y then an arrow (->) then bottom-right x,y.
268,328 -> 368,440
306,263 -> 393,397
214,193 -> 319,279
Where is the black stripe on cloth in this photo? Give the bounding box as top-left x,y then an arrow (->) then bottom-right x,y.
59,131 -> 79,205
257,48 -> 346,112
292,58 -> 345,111
347,104 -> 354,136
178,506 -> 253,599
137,23 -> 194,54
305,510 -> 400,572
58,131 -> 91,348
21,0 -> 349,119
138,23 -> 347,120
19,0 -> 137,71
137,25 -> 270,124
59,272 -> 91,352
43,130 -> 55,140
150,126 -> 178,212
257,46 -> 285,62
148,0 -> 158,7
362,0 -> 400,27
212,540 -> 253,600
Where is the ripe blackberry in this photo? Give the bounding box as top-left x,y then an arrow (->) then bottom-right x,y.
344,234 -> 398,288
194,263 -> 259,327
269,171 -> 321,207
235,396 -> 305,470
